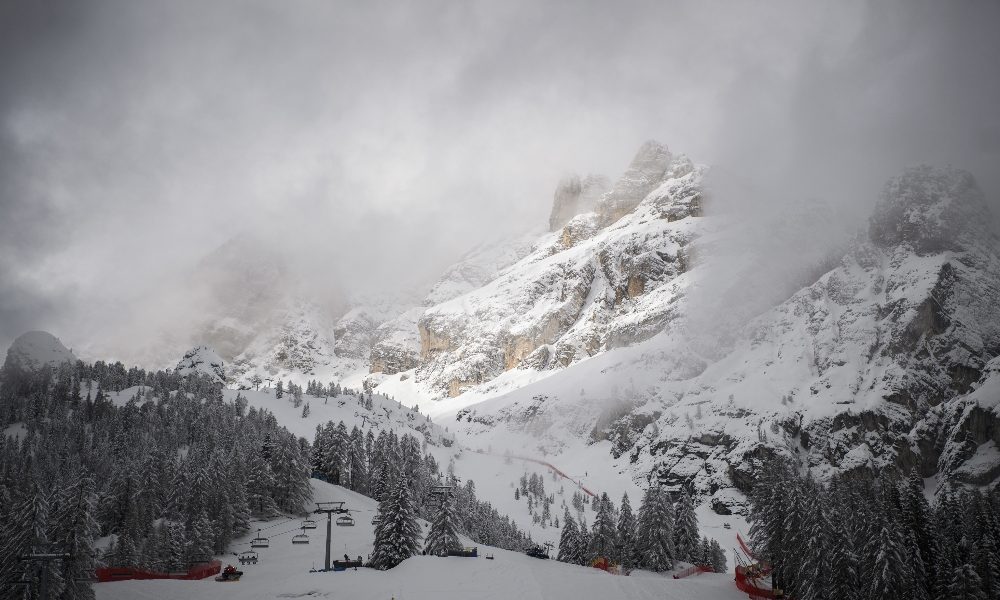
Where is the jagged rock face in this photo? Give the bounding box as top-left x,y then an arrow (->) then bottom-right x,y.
642,166 -> 1000,495
869,166 -> 991,255
415,145 -> 705,397
3,331 -> 78,371
549,175 -> 610,231
596,141 -> 673,226
175,346 -> 226,384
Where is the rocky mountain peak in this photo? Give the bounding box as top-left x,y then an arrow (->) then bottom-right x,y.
596,140 -> 672,226
3,331 -> 78,371
548,174 -> 610,231
869,165 -> 992,254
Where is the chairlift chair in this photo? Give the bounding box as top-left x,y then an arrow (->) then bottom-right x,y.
292,527 -> 310,545
302,518 -> 318,530
238,550 -> 259,565
251,529 -> 270,549
371,515 -> 381,525
336,515 -> 355,527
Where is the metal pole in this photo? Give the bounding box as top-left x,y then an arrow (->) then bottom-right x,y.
39,563 -> 49,600
325,513 -> 332,572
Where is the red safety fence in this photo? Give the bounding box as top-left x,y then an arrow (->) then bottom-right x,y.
737,532 -> 756,561
506,454 -> 597,498
735,565 -> 785,599
672,564 -> 713,579
96,560 -> 221,583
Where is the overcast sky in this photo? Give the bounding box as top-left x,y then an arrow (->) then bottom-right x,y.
1,0 -> 998,360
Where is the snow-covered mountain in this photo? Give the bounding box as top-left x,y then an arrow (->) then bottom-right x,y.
420,163 -> 1000,511
3,331 -> 78,371
406,141 -> 704,398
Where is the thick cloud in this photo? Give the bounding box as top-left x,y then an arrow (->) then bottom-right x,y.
1,0 -> 997,361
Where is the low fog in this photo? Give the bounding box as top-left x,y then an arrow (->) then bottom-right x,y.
1,0 -> 998,363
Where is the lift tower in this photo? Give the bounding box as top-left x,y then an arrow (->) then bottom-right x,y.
313,501 -> 351,571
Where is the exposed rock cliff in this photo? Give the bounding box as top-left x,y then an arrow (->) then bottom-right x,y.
413,142 -> 705,397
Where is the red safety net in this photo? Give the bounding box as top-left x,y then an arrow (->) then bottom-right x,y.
96,560 -> 221,583
735,565 -> 786,599
672,564 -> 713,579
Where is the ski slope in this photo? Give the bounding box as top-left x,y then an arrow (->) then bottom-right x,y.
95,480 -> 745,600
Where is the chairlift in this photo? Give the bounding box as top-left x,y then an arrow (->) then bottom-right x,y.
302,518 -> 318,530
251,529 -> 270,549
238,550 -> 259,565
292,527 -> 310,545
336,515 -> 355,527
371,515 -> 381,525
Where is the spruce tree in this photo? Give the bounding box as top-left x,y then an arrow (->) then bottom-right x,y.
557,509 -> 581,564
424,492 -> 461,557
864,521 -> 912,600
589,492 -> 617,561
636,486 -> 676,571
616,492 -> 639,571
709,539 -> 726,573
673,489 -> 700,563
369,477 -> 422,570
948,563 -> 986,600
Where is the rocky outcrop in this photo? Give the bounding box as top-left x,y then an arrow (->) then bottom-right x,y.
414,142 -> 706,397
596,141 -> 672,226
549,175 -> 609,231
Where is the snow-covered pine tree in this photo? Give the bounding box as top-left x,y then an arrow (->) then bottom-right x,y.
369,477 -> 422,570
275,380 -> 284,399
616,492 -> 638,571
709,539 -> 726,573
827,502 -> 860,600
673,489 -> 700,563
577,516 -> 592,566
948,563 -> 986,600
636,486 -> 676,572
589,492 -> 617,562
795,491 -> 834,600
557,509 -> 581,564
864,519 -> 913,600
424,492 -> 461,557
54,476 -> 99,600
698,536 -> 711,566
900,470 -> 935,597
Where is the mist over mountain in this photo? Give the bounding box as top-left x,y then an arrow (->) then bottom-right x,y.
2,3 -> 1000,599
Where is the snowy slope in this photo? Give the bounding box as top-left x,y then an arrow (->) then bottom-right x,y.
95,480 -> 745,600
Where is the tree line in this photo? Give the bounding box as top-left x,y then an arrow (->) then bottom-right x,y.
556,486 -> 725,574
748,459 -> 1000,600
